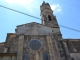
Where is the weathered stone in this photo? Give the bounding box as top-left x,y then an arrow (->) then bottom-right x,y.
0,1 -> 80,60
17,35 -> 24,60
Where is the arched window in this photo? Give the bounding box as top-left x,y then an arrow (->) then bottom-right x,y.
23,53 -> 29,60
43,52 -> 49,60
48,15 -> 52,21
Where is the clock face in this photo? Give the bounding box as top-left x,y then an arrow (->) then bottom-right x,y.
29,40 -> 42,50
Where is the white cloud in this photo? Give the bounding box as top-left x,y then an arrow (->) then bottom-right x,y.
51,4 -> 62,13
5,0 -> 39,12
5,0 -> 34,4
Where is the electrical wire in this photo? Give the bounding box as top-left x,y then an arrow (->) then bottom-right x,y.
0,5 -> 41,20
0,5 -> 80,33
59,25 -> 80,32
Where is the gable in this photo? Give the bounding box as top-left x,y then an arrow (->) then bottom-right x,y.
16,22 -> 53,35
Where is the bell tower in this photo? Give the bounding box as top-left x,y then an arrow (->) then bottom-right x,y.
40,1 -> 59,28
40,1 -> 62,38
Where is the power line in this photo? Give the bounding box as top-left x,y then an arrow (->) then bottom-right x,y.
59,25 -> 80,32
0,5 -> 80,33
0,5 -> 41,20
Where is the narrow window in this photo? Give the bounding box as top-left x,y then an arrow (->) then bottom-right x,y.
43,52 -> 49,60
23,53 -> 29,60
48,15 -> 52,21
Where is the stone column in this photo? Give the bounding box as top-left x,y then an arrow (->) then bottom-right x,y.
68,41 -> 77,52
46,35 -> 60,60
17,35 -> 24,60
35,52 -> 40,60
63,42 -> 71,60
0,56 -> 1,60
12,56 -> 15,60
54,40 -> 61,60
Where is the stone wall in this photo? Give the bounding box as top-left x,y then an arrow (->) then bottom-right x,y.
23,35 -> 49,60
0,42 -> 5,53
63,39 -> 80,53
63,39 -> 80,60
0,53 -> 17,60
70,53 -> 80,60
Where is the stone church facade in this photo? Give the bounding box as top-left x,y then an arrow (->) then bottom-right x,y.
0,2 -> 80,60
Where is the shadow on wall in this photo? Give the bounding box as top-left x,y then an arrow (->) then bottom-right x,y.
70,53 -> 80,60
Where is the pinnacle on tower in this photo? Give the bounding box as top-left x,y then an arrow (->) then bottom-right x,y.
43,0 -> 45,4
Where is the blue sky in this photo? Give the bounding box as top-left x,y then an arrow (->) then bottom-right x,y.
0,0 -> 80,42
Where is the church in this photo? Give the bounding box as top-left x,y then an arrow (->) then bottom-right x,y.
0,1 -> 80,60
